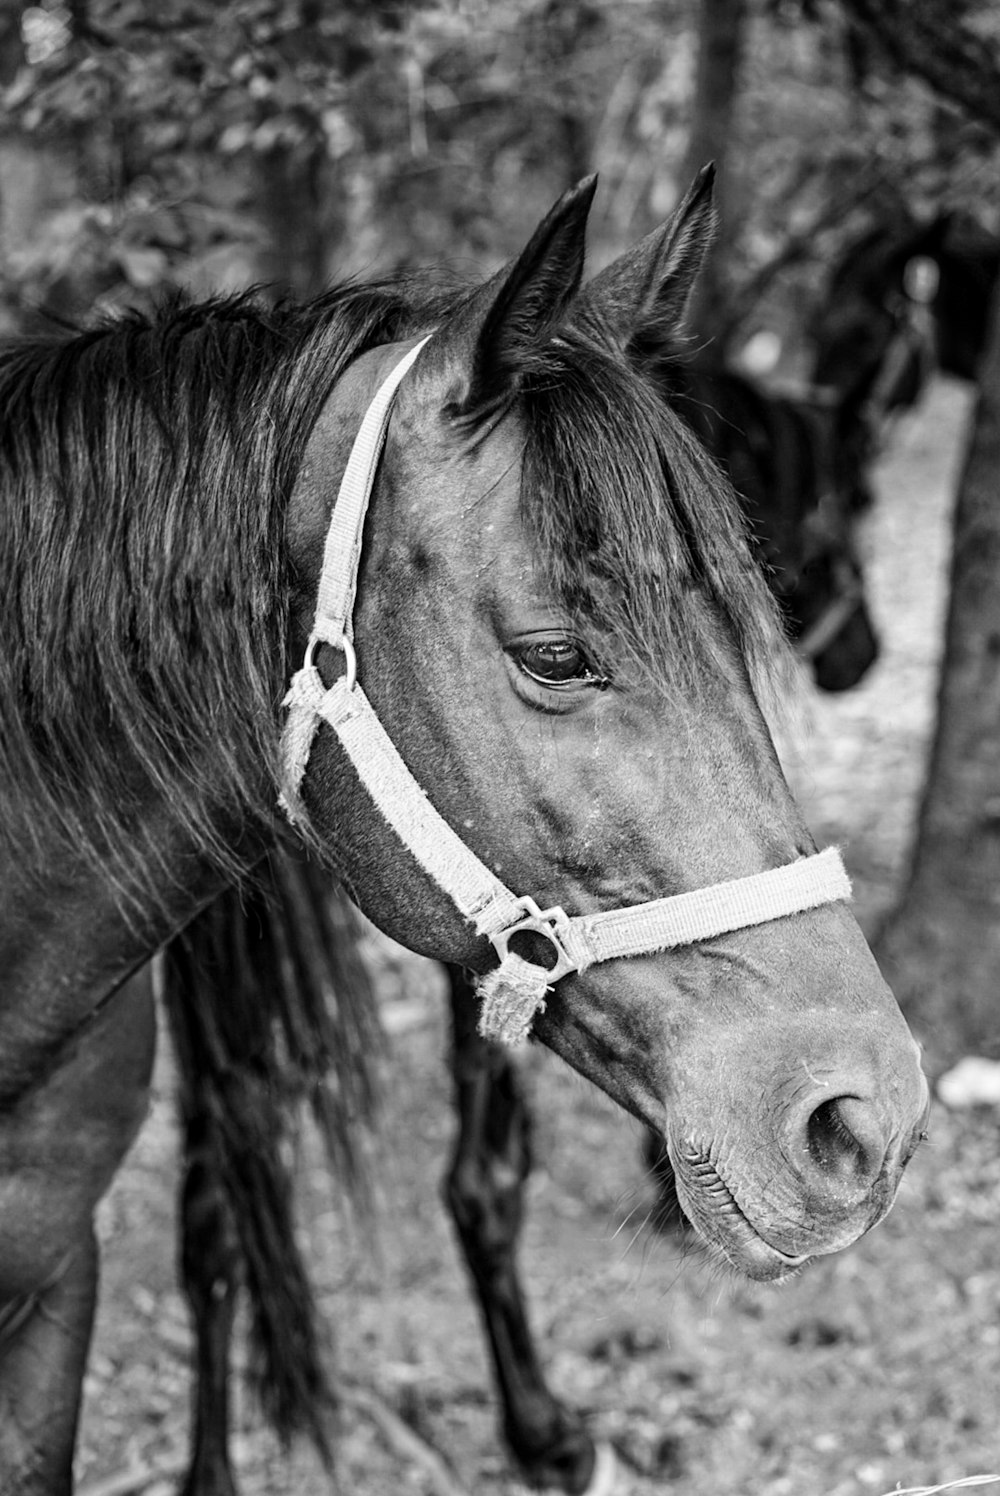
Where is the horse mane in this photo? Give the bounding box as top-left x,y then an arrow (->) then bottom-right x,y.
0,279 -> 784,914
0,283 -> 442,909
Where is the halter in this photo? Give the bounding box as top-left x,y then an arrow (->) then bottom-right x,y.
280,338 -> 852,1046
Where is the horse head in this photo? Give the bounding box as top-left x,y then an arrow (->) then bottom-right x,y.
286,173 -> 928,1281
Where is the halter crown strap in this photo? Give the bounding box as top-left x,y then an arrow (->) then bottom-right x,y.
280,341 -> 852,1046
312,335 -> 432,649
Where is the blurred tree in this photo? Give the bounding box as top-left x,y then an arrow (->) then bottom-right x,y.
0,6 -> 20,87
874,279 -> 1000,1067
679,0 -> 746,342
839,0 -> 1000,136
820,0 -> 1000,1064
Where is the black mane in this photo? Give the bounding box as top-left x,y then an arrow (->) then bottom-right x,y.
0,281 -> 784,910
0,285 -> 440,905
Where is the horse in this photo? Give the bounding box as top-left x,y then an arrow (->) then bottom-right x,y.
0,169 -> 929,1495
808,210 -> 1000,505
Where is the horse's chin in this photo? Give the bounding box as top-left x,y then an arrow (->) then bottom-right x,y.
667,1142 -> 819,1283
699,1226 -> 813,1285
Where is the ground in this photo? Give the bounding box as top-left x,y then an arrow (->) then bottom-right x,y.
76,380 -> 1000,1496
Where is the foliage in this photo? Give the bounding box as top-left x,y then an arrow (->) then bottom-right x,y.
2,0 -> 412,313
1,0 -> 700,316
1,0 -> 999,348
837,0 -> 1000,134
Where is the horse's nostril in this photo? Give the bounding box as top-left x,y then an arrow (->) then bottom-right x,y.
806,1096 -> 886,1185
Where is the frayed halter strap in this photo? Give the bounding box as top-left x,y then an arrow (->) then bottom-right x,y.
280,338 -> 852,1046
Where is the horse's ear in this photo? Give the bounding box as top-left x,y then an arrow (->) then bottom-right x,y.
578,164 -> 717,364
434,175 -> 598,415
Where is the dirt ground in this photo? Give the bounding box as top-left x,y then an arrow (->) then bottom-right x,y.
76,378 -> 1000,1496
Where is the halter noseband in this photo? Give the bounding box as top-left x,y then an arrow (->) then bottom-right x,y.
280,338 -> 851,1046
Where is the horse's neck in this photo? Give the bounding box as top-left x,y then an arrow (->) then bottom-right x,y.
0,816 -> 249,1101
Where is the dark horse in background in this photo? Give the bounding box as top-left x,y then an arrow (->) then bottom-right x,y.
165,345 -> 883,1493
809,209 -> 1000,508
0,171 -> 929,1496
672,361 -> 877,692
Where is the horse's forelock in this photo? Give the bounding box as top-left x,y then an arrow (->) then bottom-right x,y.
515,332 -> 787,706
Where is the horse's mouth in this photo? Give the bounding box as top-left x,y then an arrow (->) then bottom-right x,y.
670,1143 -> 813,1283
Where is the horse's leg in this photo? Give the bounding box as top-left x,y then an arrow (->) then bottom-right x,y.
177,1110 -> 241,1496
158,937 -> 242,1496
0,973 -> 155,1495
0,1235 -> 98,1495
444,967 -> 597,1496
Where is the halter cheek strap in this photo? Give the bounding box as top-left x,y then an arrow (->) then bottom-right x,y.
280,339 -> 852,1046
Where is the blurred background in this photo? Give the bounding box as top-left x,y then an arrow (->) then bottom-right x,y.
5,4 -> 1000,1496
2,0 -> 998,356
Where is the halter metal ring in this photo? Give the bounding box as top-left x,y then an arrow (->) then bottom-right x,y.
489,897 -> 578,982
304,631 -> 358,691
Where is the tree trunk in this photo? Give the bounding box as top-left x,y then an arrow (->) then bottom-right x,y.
679,0 -> 747,343
254,145 -> 332,301
875,280 -> 1000,1071
0,15 -> 88,333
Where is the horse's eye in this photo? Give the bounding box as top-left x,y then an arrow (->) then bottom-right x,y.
516,639 -> 606,688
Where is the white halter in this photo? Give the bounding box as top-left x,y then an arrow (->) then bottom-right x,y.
280,338 -> 851,1045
